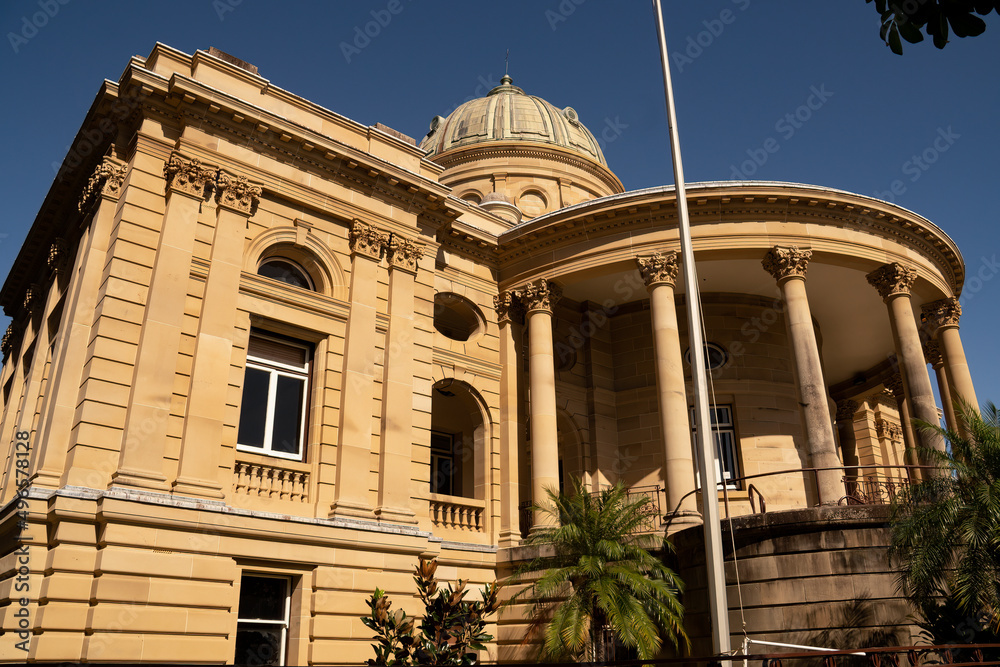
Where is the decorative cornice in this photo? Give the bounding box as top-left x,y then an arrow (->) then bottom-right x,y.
163,152 -> 217,198
78,157 -> 127,213
636,251 -> 679,288
835,399 -> 859,423
215,172 -> 262,215
866,262 -> 916,300
47,239 -> 68,275
922,339 -> 943,367
493,291 -> 525,326
875,418 -> 903,442
348,220 -> 388,260
386,236 -> 424,274
921,296 -> 961,331
517,279 -> 562,314
762,246 -> 811,283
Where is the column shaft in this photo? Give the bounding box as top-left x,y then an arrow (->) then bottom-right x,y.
938,326 -> 978,412
887,295 -> 943,452
496,292 -> 525,548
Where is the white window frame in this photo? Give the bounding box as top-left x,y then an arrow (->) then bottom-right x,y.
235,573 -> 290,667
237,334 -> 310,462
690,404 -> 741,490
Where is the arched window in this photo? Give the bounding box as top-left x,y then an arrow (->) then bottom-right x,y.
258,258 -> 314,291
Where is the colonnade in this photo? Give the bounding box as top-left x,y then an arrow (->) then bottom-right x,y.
498,246 -> 979,541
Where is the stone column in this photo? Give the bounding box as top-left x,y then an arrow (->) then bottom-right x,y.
636,251 -> 699,524
923,340 -> 958,433
519,279 -> 561,528
835,399 -> 860,473
495,291 -> 526,548
374,235 -> 423,524
884,373 -> 919,472
762,246 -> 844,505
33,159 -> 128,488
330,221 -> 387,519
112,153 -> 216,492
173,173 -> 261,499
866,263 -> 944,454
922,297 -> 979,419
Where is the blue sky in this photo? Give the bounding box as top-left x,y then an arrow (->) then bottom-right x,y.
1,1 -> 997,408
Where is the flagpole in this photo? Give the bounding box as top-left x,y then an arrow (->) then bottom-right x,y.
651,0 -> 732,656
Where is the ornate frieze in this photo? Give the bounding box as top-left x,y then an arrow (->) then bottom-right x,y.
875,418 -> 903,442
866,262 -> 916,300
923,339 -> 943,367
493,290 -> 525,326
163,153 -> 217,198
215,172 -> 262,215
762,246 -> 812,282
385,235 -> 423,274
78,157 -> 127,213
348,220 -> 388,259
835,399 -> 859,423
636,251 -> 679,288
47,239 -> 68,275
517,279 -> 562,314
921,296 -> 961,331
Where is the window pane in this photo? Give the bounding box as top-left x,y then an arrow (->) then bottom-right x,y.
238,576 -> 287,620
258,259 -> 312,290
235,623 -> 283,666
272,376 -> 305,455
238,368 -> 270,448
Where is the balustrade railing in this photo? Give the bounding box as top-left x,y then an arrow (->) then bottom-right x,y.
428,494 -> 485,532
234,461 -> 309,502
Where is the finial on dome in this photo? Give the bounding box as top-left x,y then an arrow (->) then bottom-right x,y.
500,74 -> 513,86
488,74 -> 524,97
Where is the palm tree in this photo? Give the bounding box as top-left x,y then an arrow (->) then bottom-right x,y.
509,478 -> 688,662
888,400 -> 1000,632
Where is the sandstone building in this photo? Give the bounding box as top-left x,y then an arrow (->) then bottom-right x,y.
0,44 -> 980,663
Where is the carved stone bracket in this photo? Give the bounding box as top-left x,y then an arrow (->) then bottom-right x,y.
47,239 -> 68,275
78,157 -> 127,213
517,279 -> 562,314
762,246 -> 812,282
163,152 -> 217,199
835,399 -> 859,423
494,290 -> 525,326
348,220 -> 388,260
385,235 -> 424,274
921,296 -> 961,332
636,251 -> 679,288
875,418 -> 903,442
923,338 -> 943,367
866,262 -> 916,300
215,172 -> 262,215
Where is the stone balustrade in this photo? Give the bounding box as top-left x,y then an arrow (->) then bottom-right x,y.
428,494 -> 485,532
234,461 -> 309,502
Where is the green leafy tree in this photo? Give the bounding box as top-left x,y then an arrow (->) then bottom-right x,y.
868,0 -> 998,53
362,558 -> 501,666
888,400 -> 1000,633
510,478 -> 688,662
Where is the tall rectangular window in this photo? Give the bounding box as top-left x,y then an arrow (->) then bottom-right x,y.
235,574 -> 290,667
237,334 -> 310,461
690,404 -> 740,490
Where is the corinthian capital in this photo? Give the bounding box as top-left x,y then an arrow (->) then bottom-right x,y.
1,325 -> 14,357
517,279 -> 562,314
884,372 -> 905,400
78,157 -> 128,213
494,291 -> 525,325
762,246 -> 812,282
835,399 -> 859,423
866,262 -> 916,300
48,239 -> 68,275
215,172 -> 262,215
921,296 -> 962,331
922,338 -> 943,367
386,236 -> 424,274
636,251 -> 679,288
349,220 -> 388,260
163,152 -> 216,198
